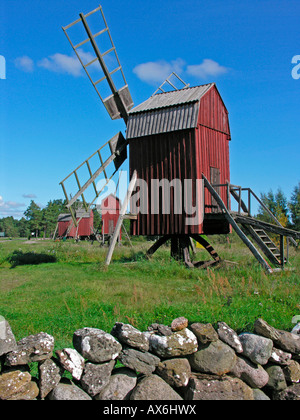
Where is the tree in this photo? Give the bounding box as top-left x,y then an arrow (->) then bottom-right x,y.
0,217 -> 19,237
289,183 -> 300,231
17,217 -> 30,238
92,207 -> 102,233
257,188 -> 289,227
24,201 -> 43,237
42,199 -> 66,238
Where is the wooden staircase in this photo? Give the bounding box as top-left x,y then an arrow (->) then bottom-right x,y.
243,226 -> 282,266
203,175 -> 300,273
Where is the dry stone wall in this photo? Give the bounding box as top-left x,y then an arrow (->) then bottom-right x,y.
0,316 -> 300,401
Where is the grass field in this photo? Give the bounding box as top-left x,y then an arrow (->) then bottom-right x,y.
0,237 -> 299,350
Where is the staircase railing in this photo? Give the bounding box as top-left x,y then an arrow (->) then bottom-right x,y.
211,183 -> 298,248
203,176 -> 273,273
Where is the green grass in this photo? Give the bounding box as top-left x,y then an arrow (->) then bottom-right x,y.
0,238 -> 299,350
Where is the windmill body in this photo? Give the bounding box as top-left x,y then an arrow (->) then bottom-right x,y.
127,83 -> 231,237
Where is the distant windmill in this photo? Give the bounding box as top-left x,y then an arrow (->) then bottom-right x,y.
60,5 -> 299,272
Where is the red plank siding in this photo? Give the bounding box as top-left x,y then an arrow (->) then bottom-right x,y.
129,85 -> 231,236
101,194 -> 122,240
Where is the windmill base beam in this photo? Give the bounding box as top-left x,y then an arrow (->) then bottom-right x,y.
146,234 -> 221,270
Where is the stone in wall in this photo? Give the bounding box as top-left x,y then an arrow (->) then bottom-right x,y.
6,332 -> 54,366
73,328 -> 122,363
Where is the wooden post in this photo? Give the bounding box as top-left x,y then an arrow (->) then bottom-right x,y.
171,236 -> 180,260
105,171 -> 137,266
170,236 -> 193,267
248,189 -> 251,215
280,235 -> 284,269
180,236 -> 194,268
226,183 -> 230,210
52,223 -> 58,241
238,187 -> 242,214
190,237 -> 196,256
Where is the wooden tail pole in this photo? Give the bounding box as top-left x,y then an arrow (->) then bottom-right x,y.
105,171 -> 137,266
52,223 -> 59,241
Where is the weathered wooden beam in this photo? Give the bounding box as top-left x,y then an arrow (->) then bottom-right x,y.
105,171 -> 137,266
230,188 -> 249,214
146,235 -> 171,257
190,234 -> 221,263
180,236 -> 194,268
280,236 -> 285,269
79,12 -> 129,124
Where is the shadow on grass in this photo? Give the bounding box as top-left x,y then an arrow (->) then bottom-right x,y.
7,250 -> 57,268
118,251 -> 147,263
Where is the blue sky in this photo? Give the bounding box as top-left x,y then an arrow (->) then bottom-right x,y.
0,0 -> 299,218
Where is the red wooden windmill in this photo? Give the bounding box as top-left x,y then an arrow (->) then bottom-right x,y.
59,5 -> 299,272
101,194 -> 121,244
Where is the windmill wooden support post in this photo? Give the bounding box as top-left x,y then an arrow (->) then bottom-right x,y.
170,236 -> 194,268
105,171 -> 137,266
52,223 -> 59,241
146,233 -> 221,269
280,235 -> 285,269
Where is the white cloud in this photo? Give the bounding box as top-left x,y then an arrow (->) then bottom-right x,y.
38,53 -> 83,77
38,49 -> 97,77
133,58 -> 230,86
14,50 -> 99,78
0,199 -> 25,209
187,59 -> 229,79
0,197 -> 26,218
14,56 -> 34,73
133,59 -> 185,85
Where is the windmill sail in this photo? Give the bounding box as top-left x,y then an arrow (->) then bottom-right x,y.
62,5 -> 134,123
60,132 -> 127,225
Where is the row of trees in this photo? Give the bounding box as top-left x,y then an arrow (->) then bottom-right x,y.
0,183 -> 299,238
257,183 -> 300,231
0,200 -> 67,239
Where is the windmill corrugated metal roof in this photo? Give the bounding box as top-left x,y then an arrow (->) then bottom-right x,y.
130,83 -> 214,113
58,210 -> 92,222
76,210 -> 92,219
127,83 -> 214,139
58,214 -> 72,222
